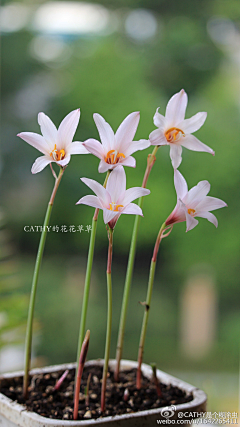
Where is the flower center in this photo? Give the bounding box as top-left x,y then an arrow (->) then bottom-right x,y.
50,144 -> 65,161
165,127 -> 185,143
187,208 -> 196,216
105,150 -> 125,165
109,202 -> 124,212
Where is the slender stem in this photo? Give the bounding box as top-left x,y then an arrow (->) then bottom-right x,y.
114,146 -> 158,381
76,171 -> 110,362
73,330 -> 90,420
23,167 -> 64,398
101,228 -> 113,412
136,222 -> 166,389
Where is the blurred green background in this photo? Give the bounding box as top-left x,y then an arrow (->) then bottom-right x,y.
0,0 -> 239,414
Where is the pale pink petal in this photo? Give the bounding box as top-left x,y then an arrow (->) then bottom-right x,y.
165,201 -> 186,226
106,166 -> 126,203
195,196 -> 227,212
18,132 -> 49,155
103,209 -> 118,224
83,139 -> 105,160
76,195 -> 103,210
186,212 -> 199,232
180,134 -> 215,155
115,112 -> 140,150
179,112 -> 207,134
123,187 -> 150,206
98,160 -> 111,173
120,156 -> 136,168
121,203 -> 143,216
58,109 -> 80,149
184,181 -> 210,207
93,113 -> 115,152
170,144 -> 182,169
108,213 -> 121,229
165,89 -> 188,127
67,142 -> 89,155
149,128 -> 167,146
38,112 -> 57,147
56,154 -> 71,168
81,177 -> 109,206
124,139 -> 150,157
196,211 -> 218,227
174,170 -> 188,199
31,155 -> 52,174
153,108 -> 165,129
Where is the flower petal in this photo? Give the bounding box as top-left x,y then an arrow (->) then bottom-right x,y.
124,139 -> 150,157
195,196 -> 227,212
93,113 -> 115,152
174,170 -> 188,199
67,141 -> 90,155
123,187 -> 150,206
149,128 -> 167,146
18,132 -> 49,155
186,212 -> 199,232
180,134 -> 215,155
165,89 -> 188,127
31,155 -> 52,174
81,177 -> 109,206
179,112 -> 207,134
56,154 -> 71,168
83,138 -> 104,160
184,181 -> 210,207
58,109 -> 80,149
98,160 -> 111,173
106,165 -> 126,203
103,209 -> 118,224
115,112 -> 140,150
121,203 -> 143,216
153,108 -> 165,129
76,195 -> 103,210
38,112 -> 58,147
196,211 -> 218,227
170,144 -> 182,169
120,156 -> 136,168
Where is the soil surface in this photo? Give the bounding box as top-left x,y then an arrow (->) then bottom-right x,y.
0,365 -> 193,420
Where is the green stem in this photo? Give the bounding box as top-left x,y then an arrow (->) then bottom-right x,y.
136,222 -> 166,389
76,171 -> 110,362
114,146 -> 158,381
101,228 -> 113,412
23,167 -> 64,398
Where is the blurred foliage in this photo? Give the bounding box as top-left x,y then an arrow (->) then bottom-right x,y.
1,0 -> 240,372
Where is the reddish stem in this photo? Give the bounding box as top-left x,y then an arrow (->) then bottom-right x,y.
73,330 -> 90,420
53,369 -> 69,391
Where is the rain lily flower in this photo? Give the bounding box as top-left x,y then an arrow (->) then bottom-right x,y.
83,112 -> 150,173
149,89 -> 214,169
77,165 -> 150,229
18,109 -> 89,174
166,170 -> 227,232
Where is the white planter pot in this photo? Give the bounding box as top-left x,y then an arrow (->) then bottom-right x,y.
0,359 -> 207,427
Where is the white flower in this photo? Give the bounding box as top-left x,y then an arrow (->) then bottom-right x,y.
166,170 -> 227,232
76,165 -> 150,229
18,109 -> 89,174
83,112 -> 150,173
149,89 -> 214,169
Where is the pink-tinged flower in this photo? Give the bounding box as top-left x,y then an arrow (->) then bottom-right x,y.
18,109 -> 89,174
83,112 -> 150,173
166,170 -> 227,232
76,165 -> 150,229
149,89 -> 214,169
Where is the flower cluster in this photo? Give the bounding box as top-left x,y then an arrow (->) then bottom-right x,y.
18,89 -> 227,416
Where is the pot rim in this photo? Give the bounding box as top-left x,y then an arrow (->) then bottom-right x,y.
0,359 -> 207,426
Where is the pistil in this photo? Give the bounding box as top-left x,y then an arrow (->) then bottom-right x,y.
165,127 -> 185,143
50,144 -> 65,161
105,150 -> 125,165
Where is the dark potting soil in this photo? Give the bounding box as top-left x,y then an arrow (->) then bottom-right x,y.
0,365 -> 193,421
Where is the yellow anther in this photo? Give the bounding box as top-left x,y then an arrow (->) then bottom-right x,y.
50,144 -> 65,161
115,204 -> 124,211
165,127 -> 185,143
188,208 -> 195,216
105,150 -> 125,165
109,203 -> 124,212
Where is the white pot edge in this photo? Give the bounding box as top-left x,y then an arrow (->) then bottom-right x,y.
0,359 -> 207,427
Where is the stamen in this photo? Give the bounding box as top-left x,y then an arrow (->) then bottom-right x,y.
105,150 -> 125,165
50,144 -> 65,161
165,127 -> 185,143
109,203 -> 124,212
187,208 -> 195,216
